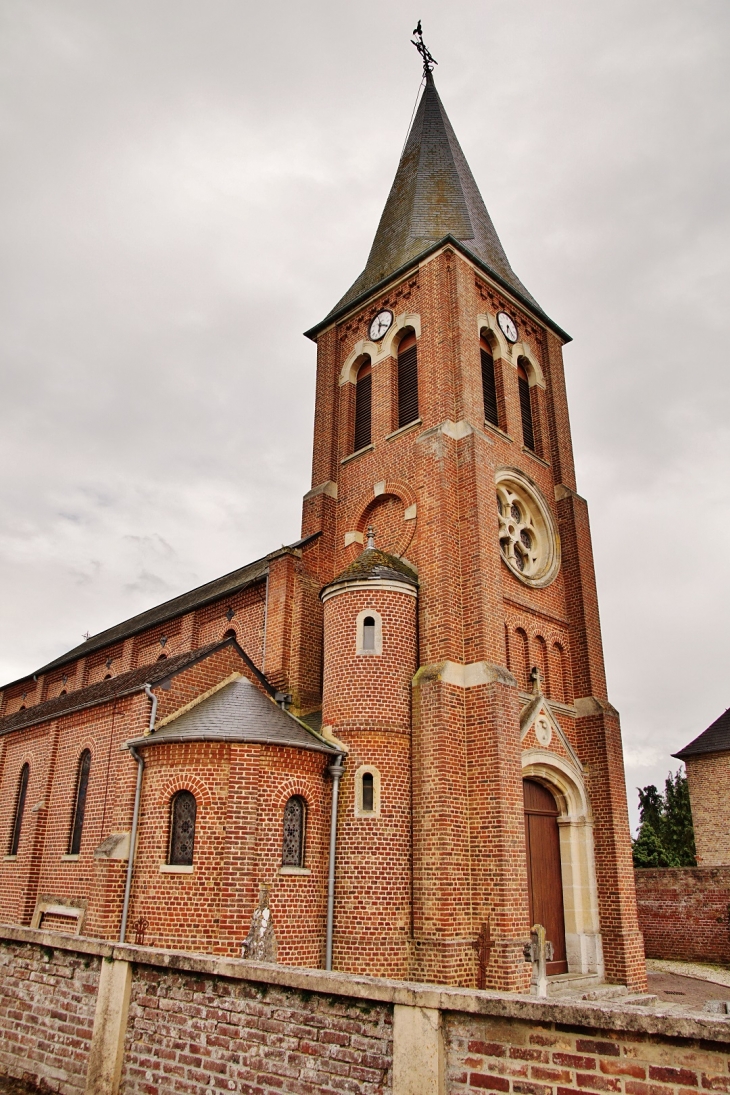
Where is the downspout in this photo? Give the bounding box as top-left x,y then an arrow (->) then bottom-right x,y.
325,755 -> 345,971
119,684 -> 156,943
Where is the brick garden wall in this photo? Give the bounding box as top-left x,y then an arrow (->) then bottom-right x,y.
634,867 -> 730,966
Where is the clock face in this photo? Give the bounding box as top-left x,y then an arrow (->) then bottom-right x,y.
497,311 -> 518,343
369,310 -> 393,341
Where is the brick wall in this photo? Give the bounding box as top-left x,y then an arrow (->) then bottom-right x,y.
634,867 -> 730,965
685,753 -> 730,867
1,928 -> 729,1095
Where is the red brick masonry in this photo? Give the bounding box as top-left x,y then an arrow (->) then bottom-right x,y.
0,927 -> 728,1095
634,867 -> 730,966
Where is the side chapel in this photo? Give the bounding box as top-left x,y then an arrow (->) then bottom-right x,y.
0,43 -> 646,993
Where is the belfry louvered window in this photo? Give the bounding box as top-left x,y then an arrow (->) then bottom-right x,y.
480,338 -> 499,427
397,333 -> 419,428
68,750 -> 91,855
353,359 -> 372,452
9,763 -> 29,856
517,361 -> 535,451
282,795 -> 306,867
169,790 -> 197,866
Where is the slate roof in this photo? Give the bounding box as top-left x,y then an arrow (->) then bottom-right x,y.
323,547 -> 418,596
306,74 -> 568,341
4,534 -> 318,690
128,677 -> 339,755
673,708 -> 730,760
0,641 -> 232,738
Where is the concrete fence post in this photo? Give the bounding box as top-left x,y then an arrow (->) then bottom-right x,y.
84,956 -> 132,1095
392,1003 -> 444,1095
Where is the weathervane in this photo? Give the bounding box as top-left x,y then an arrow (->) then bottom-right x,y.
411,20 -> 437,76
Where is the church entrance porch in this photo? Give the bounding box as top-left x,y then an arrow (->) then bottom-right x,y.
523,778 -> 568,974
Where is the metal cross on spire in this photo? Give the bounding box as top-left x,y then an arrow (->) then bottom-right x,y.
411,20 -> 438,77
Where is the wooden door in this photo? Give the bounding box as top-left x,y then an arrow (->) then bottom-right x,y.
523,778 -> 568,975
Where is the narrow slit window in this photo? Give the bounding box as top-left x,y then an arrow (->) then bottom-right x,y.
480,338 -> 499,427
518,361 -> 535,451
397,333 -> 419,428
9,763 -> 29,856
282,796 -> 306,867
68,750 -> 91,855
362,616 -> 376,651
353,359 -> 372,452
362,773 -> 374,813
169,790 -> 197,866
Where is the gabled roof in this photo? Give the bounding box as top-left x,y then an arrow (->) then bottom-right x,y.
128,676 -> 339,755
0,637 -> 264,738
673,708 -> 730,760
306,74 -> 568,341
2,534 -> 318,690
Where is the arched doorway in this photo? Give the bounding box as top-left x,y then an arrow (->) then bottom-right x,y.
523,778 -> 568,975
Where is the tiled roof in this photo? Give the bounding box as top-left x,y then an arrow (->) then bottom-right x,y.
674,708 -> 730,759
128,677 -> 339,755
323,547 -> 418,595
3,534 -> 318,689
0,641 -> 231,737
306,75 -> 567,340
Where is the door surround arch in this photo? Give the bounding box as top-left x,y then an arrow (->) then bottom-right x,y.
522,749 -> 604,978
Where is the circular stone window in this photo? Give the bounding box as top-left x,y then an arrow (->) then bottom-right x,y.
495,469 -> 560,588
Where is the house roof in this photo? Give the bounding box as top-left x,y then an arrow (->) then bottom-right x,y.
0,638 -> 264,738
2,534 -> 318,690
306,74 -> 568,342
128,676 -> 339,755
673,708 -> 730,760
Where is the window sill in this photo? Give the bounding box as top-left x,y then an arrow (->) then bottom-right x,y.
484,421 -> 513,443
61,854 -> 79,862
341,444 -> 374,466
159,864 -> 194,873
3,855 -> 17,862
521,446 -> 550,468
279,866 -> 311,876
385,418 -> 421,442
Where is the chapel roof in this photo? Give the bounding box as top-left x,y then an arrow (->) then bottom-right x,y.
2,533 -> 318,690
128,676 -> 339,755
673,707 -> 730,760
323,546 -> 418,596
306,73 -> 568,341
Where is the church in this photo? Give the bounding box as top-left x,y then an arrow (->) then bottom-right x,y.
0,40 -> 646,994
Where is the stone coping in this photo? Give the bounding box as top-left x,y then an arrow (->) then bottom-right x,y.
2,923 -> 730,1044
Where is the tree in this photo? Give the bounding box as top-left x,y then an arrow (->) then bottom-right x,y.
632,767 -> 696,868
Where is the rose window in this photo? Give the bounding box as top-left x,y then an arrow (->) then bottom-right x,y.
495,470 -> 560,588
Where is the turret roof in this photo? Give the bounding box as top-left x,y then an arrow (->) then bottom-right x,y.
323,547 -> 418,596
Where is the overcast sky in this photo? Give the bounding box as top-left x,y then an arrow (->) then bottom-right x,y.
1,1 -> 728,831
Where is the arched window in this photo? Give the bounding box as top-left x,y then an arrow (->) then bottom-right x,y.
362,616 -> 376,651
282,795 -> 306,867
9,763 -> 29,856
68,750 -> 91,855
362,772 -> 374,812
169,790 -> 197,866
517,359 -> 535,451
397,332 -> 419,428
354,766 -> 381,817
480,337 -> 499,427
353,359 -> 372,452
356,608 -> 382,655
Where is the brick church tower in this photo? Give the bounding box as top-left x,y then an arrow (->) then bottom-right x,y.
303,59 -> 646,992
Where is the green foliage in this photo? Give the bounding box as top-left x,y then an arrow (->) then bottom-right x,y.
632,767 -> 696,868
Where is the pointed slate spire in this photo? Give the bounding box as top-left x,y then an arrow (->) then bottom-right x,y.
320,72 -> 542,325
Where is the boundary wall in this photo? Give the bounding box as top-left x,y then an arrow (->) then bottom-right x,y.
1,925 -> 730,1095
634,867 -> 730,966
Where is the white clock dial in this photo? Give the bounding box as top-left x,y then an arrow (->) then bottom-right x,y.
497,311 -> 518,343
368,310 -> 393,341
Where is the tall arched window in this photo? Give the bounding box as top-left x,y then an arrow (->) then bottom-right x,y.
9,763 -> 29,857
353,359 -> 372,452
68,750 -> 91,855
282,795 -> 306,867
517,359 -> 535,451
362,616 -> 376,651
362,772 -> 374,812
169,790 -> 197,866
480,337 -> 499,427
397,332 -> 419,428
